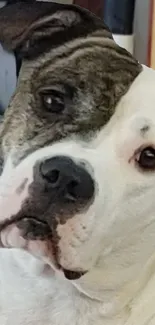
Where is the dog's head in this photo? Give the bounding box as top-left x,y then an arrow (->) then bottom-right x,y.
1,0 -> 154,303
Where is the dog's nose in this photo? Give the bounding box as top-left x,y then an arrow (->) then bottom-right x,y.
40,156 -> 94,202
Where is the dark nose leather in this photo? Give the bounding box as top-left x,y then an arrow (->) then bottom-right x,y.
40,156 -> 94,203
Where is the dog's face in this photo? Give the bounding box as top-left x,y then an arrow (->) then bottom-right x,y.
1,1 -> 155,295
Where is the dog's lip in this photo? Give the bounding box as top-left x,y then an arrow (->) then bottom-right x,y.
0,217 -> 87,280
0,216 -> 49,232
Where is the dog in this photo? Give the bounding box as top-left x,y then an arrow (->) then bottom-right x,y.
1,1 -> 155,324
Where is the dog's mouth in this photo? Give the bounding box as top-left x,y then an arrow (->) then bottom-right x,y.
61,268 -> 87,280
0,215 -> 87,281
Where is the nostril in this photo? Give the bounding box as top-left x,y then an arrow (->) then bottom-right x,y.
40,162 -> 60,185
47,169 -> 60,184
66,176 -> 94,202
66,180 -> 79,201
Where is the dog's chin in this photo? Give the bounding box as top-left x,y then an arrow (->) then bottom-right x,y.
0,217 -> 87,281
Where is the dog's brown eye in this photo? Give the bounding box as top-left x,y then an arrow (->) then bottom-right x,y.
41,91 -> 65,113
136,147 -> 155,170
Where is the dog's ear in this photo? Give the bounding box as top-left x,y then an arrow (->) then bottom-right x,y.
0,1 -> 110,58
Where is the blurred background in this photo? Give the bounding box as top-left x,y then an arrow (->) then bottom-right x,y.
0,0 -> 154,114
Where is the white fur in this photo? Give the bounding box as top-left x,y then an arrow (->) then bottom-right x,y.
1,65 -> 155,324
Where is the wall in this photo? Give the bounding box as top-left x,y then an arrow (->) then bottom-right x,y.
134,0 -> 150,65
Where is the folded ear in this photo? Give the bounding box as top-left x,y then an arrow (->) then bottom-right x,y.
0,1 -> 111,58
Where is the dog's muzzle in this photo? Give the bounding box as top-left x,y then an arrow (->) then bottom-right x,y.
0,155 -> 95,234
0,155 -> 95,280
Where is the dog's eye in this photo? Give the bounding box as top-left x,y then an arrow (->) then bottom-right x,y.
41,91 -> 65,113
136,147 -> 155,170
